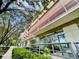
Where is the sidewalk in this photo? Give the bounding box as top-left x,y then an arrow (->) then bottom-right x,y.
1,46 -> 16,59
52,55 -> 66,59
1,46 -> 66,59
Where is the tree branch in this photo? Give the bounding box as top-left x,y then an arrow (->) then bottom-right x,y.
0,0 -> 15,14
0,19 -> 11,44
0,0 -> 3,8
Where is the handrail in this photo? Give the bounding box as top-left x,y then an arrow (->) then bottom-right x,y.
31,42 -> 79,45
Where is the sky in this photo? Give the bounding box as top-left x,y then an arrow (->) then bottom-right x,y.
8,0 -> 35,11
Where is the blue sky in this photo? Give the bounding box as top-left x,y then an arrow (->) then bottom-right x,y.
8,1 -> 34,11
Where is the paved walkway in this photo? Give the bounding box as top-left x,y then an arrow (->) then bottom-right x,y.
1,46 -> 66,59
1,46 -> 16,59
52,55 -> 66,59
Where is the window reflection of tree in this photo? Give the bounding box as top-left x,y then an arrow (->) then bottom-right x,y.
52,35 -> 58,43
57,34 -> 66,43
57,33 -> 69,55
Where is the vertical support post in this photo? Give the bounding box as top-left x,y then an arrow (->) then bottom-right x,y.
63,24 -> 79,59
26,40 -> 30,47
51,37 -> 54,54
57,35 -> 64,55
60,0 -> 67,12
35,37 -> 40,54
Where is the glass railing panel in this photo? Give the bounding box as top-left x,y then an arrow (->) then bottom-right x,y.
74,43 -> 79,58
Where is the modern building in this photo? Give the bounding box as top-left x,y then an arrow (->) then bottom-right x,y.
19,0 -> 79,59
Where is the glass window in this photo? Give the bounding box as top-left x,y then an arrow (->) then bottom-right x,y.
57,34 -> 66,43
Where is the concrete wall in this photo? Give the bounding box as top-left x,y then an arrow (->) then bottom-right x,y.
63,23 -> 79,42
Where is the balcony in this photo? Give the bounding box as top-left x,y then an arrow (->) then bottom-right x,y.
28,0 -> 79,36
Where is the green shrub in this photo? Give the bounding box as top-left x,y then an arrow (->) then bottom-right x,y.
12,48 -> 52,59
44,47 -> 51,54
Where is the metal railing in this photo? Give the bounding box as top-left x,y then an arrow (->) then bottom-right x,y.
30,42 -> 79,59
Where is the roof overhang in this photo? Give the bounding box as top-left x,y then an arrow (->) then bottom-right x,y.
33,8 -> 79,37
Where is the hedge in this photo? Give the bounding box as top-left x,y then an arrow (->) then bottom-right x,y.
12,48 -> 52,59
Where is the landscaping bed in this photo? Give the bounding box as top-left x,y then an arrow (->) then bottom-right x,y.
0,47 -> 9,55
12,48 -> 52,59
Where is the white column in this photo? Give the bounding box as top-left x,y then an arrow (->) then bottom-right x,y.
36,37 -> 40,42
35,37 -> 40,47
63,24 -> 79,53
26,40 -> 30,47
35,37 -> 40,53
22,42 -> 25,47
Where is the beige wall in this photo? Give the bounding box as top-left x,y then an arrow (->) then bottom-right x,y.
63,23 -> 79,42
